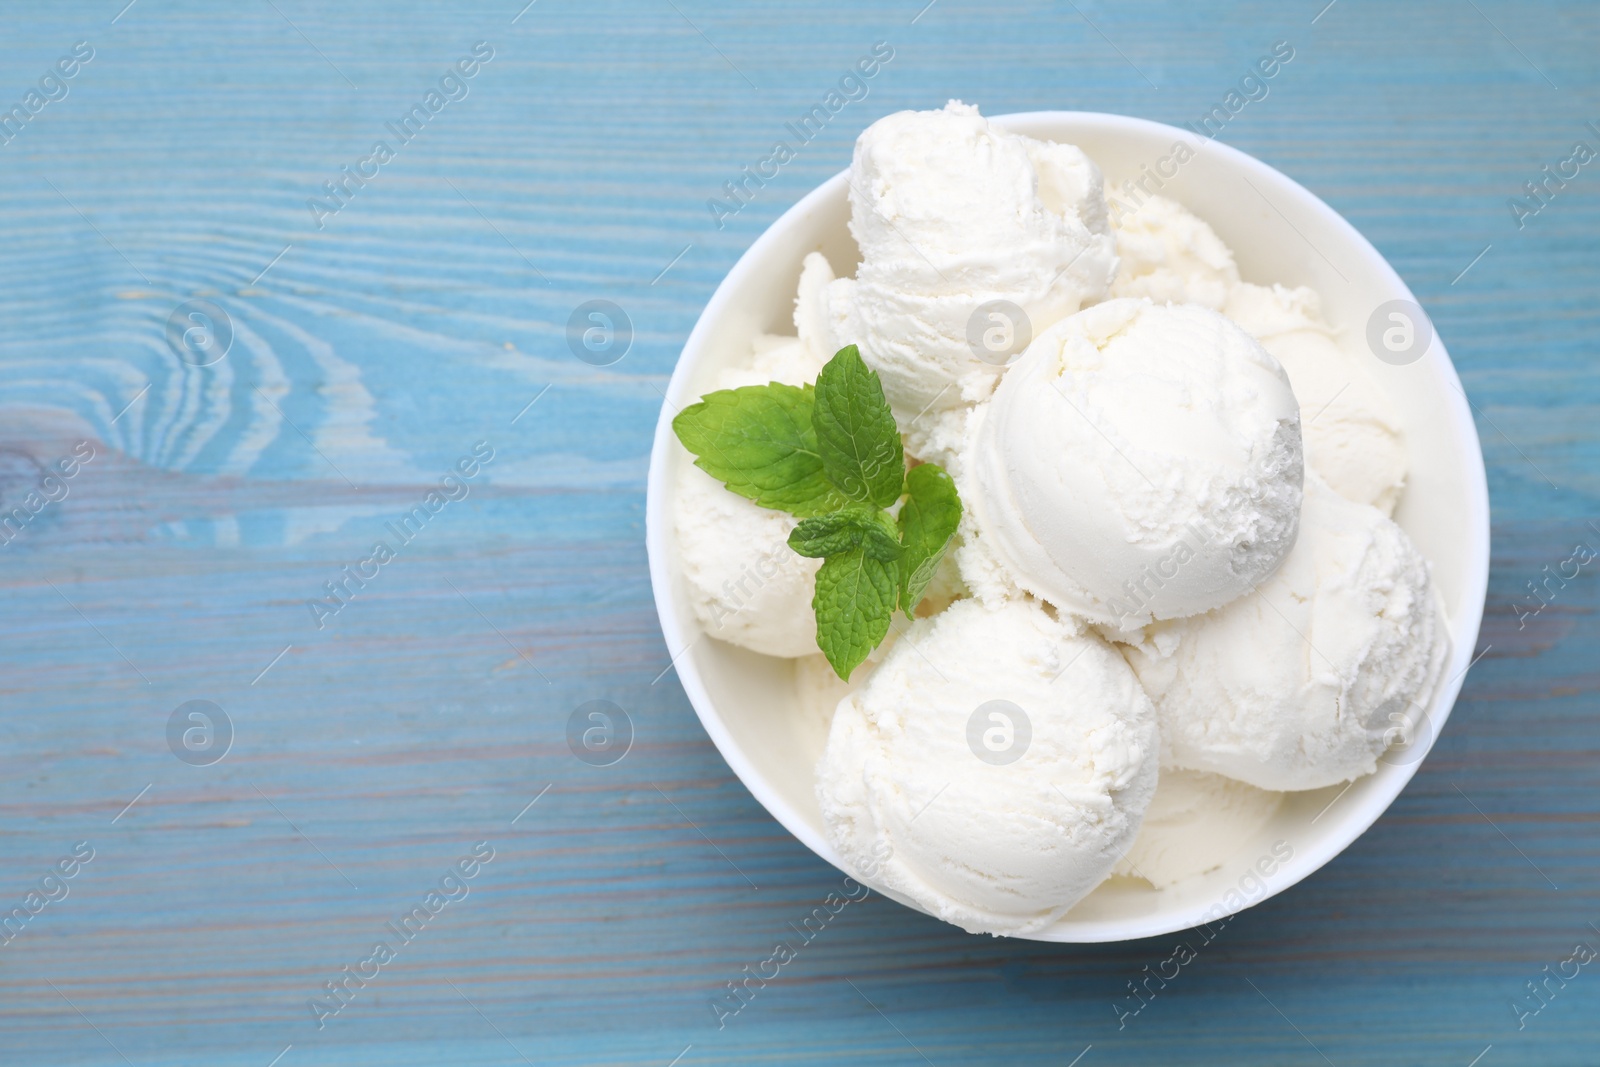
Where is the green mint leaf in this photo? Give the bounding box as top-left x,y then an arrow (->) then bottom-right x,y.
897,463 -> 963,614
812,345 -> 905,508
672,383 -> 849,517
788,507 -> 903,561
812,547 -> 898,680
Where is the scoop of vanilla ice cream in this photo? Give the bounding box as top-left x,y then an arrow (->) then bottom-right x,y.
675,336 -> 829,658
816,598 -> 1158,936
1110,195 -> 1239,310
821,102 -> 1117,423
966,299 -> 1304,629
1124,473 -> 1448,791
1225,282 -> 1408,514
1112,770 -> 1283,887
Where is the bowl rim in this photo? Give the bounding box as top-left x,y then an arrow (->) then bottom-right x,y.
645,109 -> 1491,942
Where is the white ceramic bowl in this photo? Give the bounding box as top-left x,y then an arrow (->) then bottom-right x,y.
646,111 -> 1490,942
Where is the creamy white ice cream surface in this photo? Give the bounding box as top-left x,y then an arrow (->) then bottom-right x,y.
1225,282 -> 1409,514
818,101 -> 1117,425
1124,473 -> 1448,791
966,299 -> 1304,629
1110,194 -> 1239,310
817,598 -> 1158,936
1112,770 -> 1283,887
1108,194 -> 1408,515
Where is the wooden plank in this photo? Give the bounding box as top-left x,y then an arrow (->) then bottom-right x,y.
0,0 -> 1597,1063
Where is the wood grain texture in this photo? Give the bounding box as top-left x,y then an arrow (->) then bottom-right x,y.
0,0 -> 1596,1063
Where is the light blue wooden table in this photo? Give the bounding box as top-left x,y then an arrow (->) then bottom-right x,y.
1,1 -> 1596,1064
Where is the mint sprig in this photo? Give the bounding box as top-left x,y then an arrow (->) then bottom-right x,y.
673,345 -> 964,680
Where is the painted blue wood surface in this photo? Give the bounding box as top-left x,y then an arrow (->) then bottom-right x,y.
0,1 -> 1597,1064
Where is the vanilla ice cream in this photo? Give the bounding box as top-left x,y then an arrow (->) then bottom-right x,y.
720,333 -> 828,390
818,102 -> 1117,424
1113,770 -> 1283,887
794,252 -> 839,366
795,652 -> 855,738
675,335 -> 828,658
800,251 -> 976,476
793,629 -> 904,743
1110,194 -> 1240,310
966,299 -> 1304,629
817,597 -> 1158,936
1225,282 -> 1408,514
1125,473 -> 1447,791
671,107 -> 1455,932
